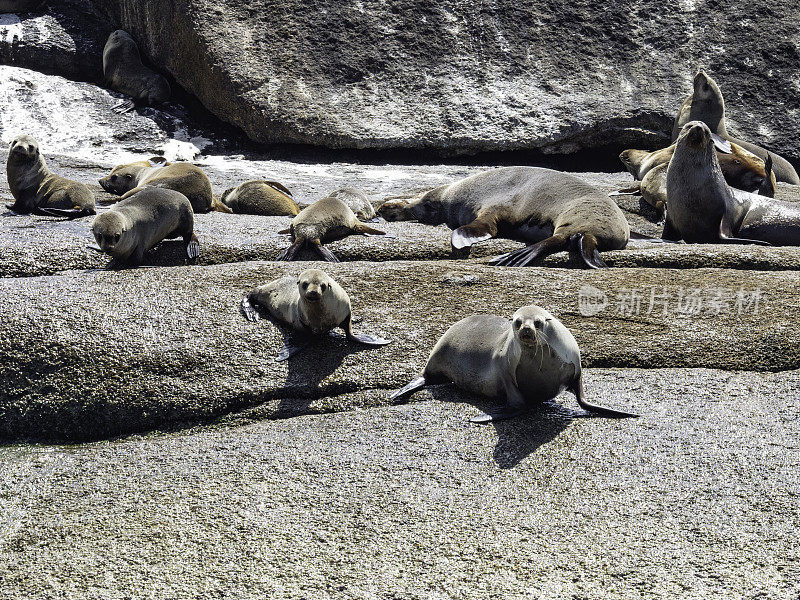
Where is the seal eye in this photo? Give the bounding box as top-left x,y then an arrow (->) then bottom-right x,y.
733,159 -> 741,165
320,284 -> 327,293
301,282 -> 308,289
513,319 -> 522,328
114,234 -> 121,243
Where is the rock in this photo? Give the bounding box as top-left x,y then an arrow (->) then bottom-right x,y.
0,378 -> 798,597
1,260 -> 798,441
0,0 -> 112,82
90,0 -> 800,159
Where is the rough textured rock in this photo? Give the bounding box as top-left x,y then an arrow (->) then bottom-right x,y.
2,260 -> 798,441
0,0 -> 112,82
89,0 -> 800,159
1,383 -> 798,598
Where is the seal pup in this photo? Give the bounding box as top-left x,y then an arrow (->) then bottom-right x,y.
5,135 -> 95,218
219,180 -> 300,216
328,187 -> 376,221
241,269 -> 391,361
672,69 -> 799,184
99,157 -> 229,214
378,167 -> 629,268
89,187 -> 199,268
389,305 -> 638,423
664,121 -> 778,244
103,30 -> 170,114
619,138 -> 773,193
277,196 -> 386,262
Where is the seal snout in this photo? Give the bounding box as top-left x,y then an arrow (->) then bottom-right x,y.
683,121 -> 711,148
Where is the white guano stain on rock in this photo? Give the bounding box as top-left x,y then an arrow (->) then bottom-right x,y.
0,14 -> 23,43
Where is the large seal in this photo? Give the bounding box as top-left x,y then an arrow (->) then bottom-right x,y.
328,187 -> 376,221
672,69 -> 799,185
241,268 -> 392,361
664,121 -> 800,244
619,138 -> 774,194
99,157 -> 229,214
102,30 -> 170,114
390,305 -> 638,423
5,134 -> 95,218
89,187 -> 199,268
377,166 -> 629,268
277,196 -> 386,262
219,180 -> 299,216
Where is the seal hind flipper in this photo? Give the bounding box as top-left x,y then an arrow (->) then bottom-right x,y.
341,314 -> 391,346
389,376 -> 428,403
488,233 -> 569,267
210,197 -> 233,214
451,218 -> 496,250
310,241 -> 340,263
571,376 -> 638,418
112,99 -> 136,114
264,181 -> 294,197
758,154 -> 775,197
353,222 -> 386,236
277,240 -> 305,261
572,233 -> 607,269
38,207 -> 94,219
609,183 -> 642,197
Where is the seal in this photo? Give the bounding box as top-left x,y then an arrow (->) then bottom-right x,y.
219,180 -> 300,216
241,268 -> 392,361
99,157 -> 229,214
377,166 -> 629,268
5,134 -> 95,218
619,138 -> 774,194
664,121 -> 793,244
102,30 -> 170,114
672,69 -> 799,185
277,196 -> 386,262
389,304 -> 638,423
88,187 -> 199,268
328,187 -> 376,221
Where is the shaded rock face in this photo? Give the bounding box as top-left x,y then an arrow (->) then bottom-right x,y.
89,0 -> 800,158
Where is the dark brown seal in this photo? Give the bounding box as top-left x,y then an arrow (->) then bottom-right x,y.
102,30 -> 170,114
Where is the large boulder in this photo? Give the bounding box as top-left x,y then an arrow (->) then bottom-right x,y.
89,0 -> 800,158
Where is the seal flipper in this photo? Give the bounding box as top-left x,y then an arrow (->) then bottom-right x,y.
470,406 -> 530,424
609,184 -> 642,197
471,374 -> 529,423
276,335 -> 314,362
264,181 -> 294,197
112,99 -> 136,114
758,153 -> 775,198
571,376 -> 638,418
353,222 -> 386,236
388,376 -> 428,403
488,233 -> 569,267
572,233 -> 607,269
661,216 -> 682,241
86,244 -> 104,252
38,207 -> 94,219
310,240 -> 340,263
711,133 -> 732,154
341,314 -> 391,346
451,216 -> 497,250
276,239 -> 305,261
240,295 -> 262,322
185,233 -> 200,259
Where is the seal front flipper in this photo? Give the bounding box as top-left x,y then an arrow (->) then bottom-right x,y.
353,222 -> 386,236
186,233 -> 200,259
240,295 -> 263,322
39,207 -> 94,219
451,213 -> 498,250
711,133 -> 732,154
389,376 -> 428,403
87,243 -> 104,252
341,314 -> 391,346
572,233 -> 607,269
112,99 -> 136,114
570,376 -> 638,418
276,335 -> 314,362
488,233 -> 569,267
470,406 -> 529,424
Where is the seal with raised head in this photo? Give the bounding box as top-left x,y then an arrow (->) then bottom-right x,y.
390,304 -> 638,423
99,157 -> 229,214
664,121 -> 796,244
328,187 -> 376,221
619,138 -> 774,194
378,166 -> 629,268
5,134 -> 95,218
103,30 -> 170,114
89,187 -> 199,268
672,69 -> 799,185
219,180 -> 299,216
277,196 -> 386,262
241,268 -> 391,361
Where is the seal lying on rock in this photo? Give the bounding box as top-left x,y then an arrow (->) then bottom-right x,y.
99,157 -> 229,214
390,304 -> 639,423
328,187 -> 376,221
89,187 -> 199,268
277,196 -> 386,262
5,135 -> 95,218
103,30 -> 170,114
220,180 -> 299,216
378,167 -> 629,268
241,269 -> 391,361
671,69 -> 799,185
665,121 -> 800,245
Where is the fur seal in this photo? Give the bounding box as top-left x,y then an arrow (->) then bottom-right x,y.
102,30 -> 170,114
5,135 -> 95,218
89,187 -> 199,268
672,69 -> 799,185
619,138 -> 774,194
219,180 -> 300,216
277,196 -> 386,262
241,269 -> 391,361
99,157 -> 229,214
328,187 -> 376,221
664,121 -> 797,244
377,167 -> 629,269
390,305 -> 638,423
